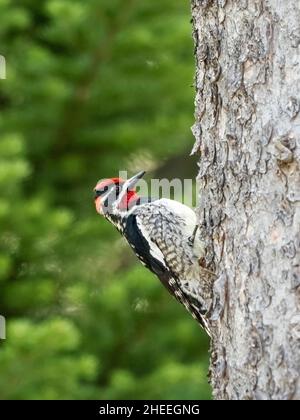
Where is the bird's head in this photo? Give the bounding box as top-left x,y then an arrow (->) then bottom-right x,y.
94,171 -> 146,216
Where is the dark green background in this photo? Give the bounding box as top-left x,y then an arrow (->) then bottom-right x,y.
0,0 -> 211,399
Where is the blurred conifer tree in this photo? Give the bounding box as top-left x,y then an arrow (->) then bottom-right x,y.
0,0 -> 211,399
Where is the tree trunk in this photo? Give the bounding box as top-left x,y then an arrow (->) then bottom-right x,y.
191,0 -> 300,400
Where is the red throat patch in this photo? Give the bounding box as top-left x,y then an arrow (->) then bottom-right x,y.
118,190 -> 139,211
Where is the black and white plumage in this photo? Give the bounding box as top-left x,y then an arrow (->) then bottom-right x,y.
94,171 -> 213,334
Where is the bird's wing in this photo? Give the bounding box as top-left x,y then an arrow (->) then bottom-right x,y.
124,213 -> 209,331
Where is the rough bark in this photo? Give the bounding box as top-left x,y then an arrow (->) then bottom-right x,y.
191,0 -> 300,400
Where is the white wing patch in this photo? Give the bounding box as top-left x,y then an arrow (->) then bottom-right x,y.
135,216 -> 167,269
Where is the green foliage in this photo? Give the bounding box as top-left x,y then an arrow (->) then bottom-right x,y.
0,0 -> 211,400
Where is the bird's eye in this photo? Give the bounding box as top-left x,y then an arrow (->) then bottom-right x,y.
94,186 -> 109,197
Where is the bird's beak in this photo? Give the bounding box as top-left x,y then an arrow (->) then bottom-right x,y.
114,171 -> 146,209
126,170 -> 146,190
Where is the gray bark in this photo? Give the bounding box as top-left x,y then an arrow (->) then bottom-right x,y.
191,0 -> 300,400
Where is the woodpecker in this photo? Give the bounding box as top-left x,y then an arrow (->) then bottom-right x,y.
94,171 -> 213,333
